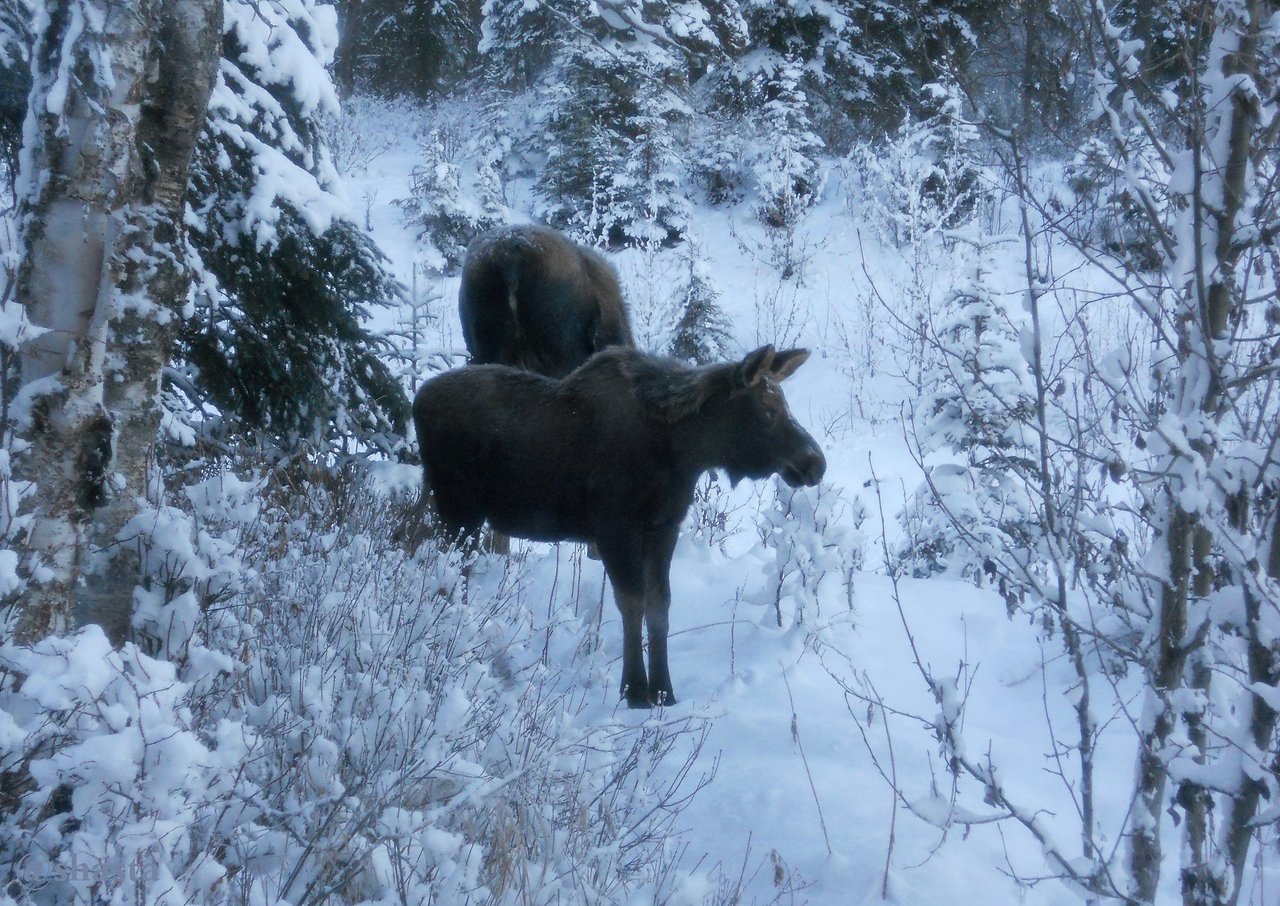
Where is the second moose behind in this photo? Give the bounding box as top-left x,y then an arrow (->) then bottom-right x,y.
459,224 -> 633,377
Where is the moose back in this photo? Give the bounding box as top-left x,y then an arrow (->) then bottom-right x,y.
414,345 -> 826,707
459,224 -> 634,377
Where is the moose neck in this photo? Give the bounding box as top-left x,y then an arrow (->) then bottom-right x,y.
669,403 -> 739,482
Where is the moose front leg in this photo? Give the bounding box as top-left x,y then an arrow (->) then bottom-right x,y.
614,588 -> 651,708
642,524 -> 680,706
599,537 -> 652,708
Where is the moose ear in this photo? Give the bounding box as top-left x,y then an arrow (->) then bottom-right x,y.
770,348 -> 811,381
735,345 -> 776,388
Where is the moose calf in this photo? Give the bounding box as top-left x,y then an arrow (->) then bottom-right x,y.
414,345 -> 826,708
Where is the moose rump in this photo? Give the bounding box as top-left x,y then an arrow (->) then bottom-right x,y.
459,224 -> 633,378
414,345 -> 826,707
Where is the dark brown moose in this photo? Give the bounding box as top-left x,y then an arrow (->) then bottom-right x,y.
459,224 -> 634,377
413,344 -> 827,708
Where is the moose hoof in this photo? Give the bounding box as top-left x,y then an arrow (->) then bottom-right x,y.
622,684 -> 652,709
622,681 -> 678,709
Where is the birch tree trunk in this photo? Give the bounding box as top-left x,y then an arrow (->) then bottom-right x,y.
14,0 -> 221,643
1128,1 -> 1267,900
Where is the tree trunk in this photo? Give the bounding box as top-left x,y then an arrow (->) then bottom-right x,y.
1128,1 -> 1264,899
332,0 -> 361,97
1217,509 -> 1280,906
14,0 -> 222,643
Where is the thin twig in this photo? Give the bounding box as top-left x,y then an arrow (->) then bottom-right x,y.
781,669 -> 832,855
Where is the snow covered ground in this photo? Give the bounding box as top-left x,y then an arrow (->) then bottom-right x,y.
329,98 -> 1199,905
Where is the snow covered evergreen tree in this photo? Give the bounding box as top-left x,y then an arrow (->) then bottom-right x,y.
180,0 -> 408,458
474,126 -> 508,215
480,0 -> 749,245
479,0 -> 561,88
385,262 -> 442,391
668,241 -> 731,365
0,0 -> 27,202
688,103 -> 748,204
856,106 -> 982,249
751,54 -> 824,232
714,0 -> 997,155
398,127 -> 502,273
600,51 -> 691,246
732,0 -> 863,123
332,0 -> 480,97
0,1 -> 27,421
899,244 -> 1038,591
531,0 -> 692,245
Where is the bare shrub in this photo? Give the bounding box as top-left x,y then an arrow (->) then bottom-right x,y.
0,459 -> 716,903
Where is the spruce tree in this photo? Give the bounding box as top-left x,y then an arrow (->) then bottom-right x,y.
669,242 -> 732,365
724,0 -> 989,147
0,0 -> 28,200
479,0 -> 560,89
898,243 -> 1038,590
385,262 -> 442,392
398,127 -> 502,273
532,0 -> 691,245
600,49 -> 691,246
180,0 -> 408,458
752,54 -> 824,231
731,0 -> 888,142
332,0 -> 480,97
482,0 -> 747,245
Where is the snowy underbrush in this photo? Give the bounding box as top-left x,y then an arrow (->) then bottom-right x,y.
753,478 -> 864,628
0,465 -> 712,904
323,95 -> 430,181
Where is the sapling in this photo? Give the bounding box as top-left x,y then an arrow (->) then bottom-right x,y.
756,478 -> 864,628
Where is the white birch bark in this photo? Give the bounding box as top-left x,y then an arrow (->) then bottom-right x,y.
13,0 -> 221,642
1127,1 -> 1267,900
